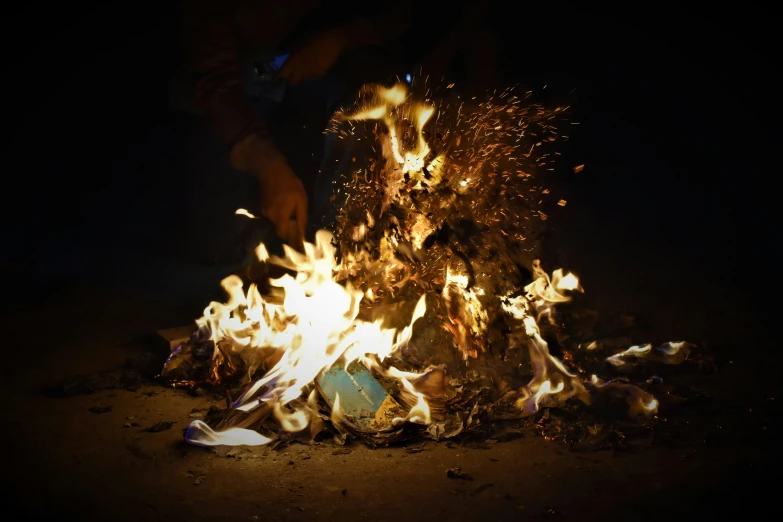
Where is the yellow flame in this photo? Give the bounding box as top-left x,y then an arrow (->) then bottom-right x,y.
502,263 -> 591,416
524,262 -> 584,304
351,105 -> 388,121
394,378 -> 431,425
344,84 -> 435,176
590,375 -> 659,417
380,84 -> 408,105
659,341 -> 687,355
181,84 -> 688,446
235,208 -> 257,219
607,342 -> 691,366
255,243 -> 269,262
186,231 -> 431,446
331,393 -> 343,425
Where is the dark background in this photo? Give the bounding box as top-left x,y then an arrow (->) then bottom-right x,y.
1,2 -> 779,519
4,2 -> 775,333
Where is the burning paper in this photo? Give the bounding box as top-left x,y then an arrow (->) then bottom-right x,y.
162,82 -> 692,447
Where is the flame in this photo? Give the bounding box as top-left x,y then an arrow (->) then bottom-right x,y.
235,208 -> 258,219
590,375 -> 659,417
394,378 -> 431,425
185,230 -> 430,446
503,266 -> 590,416
342,83 -> 439,214
331,393 -> 343,425
442,266 -> 488,360
607,341 -> 693,367
172,83 -> 689,446
185,420 -> 273,447
524,261 -> 583,304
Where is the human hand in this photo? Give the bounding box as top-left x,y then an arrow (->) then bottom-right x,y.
257,157 -> 308,241
279,28 -> 348,85
230,134 -> 309,241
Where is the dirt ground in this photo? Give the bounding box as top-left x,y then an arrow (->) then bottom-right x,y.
3,189 -> 778,522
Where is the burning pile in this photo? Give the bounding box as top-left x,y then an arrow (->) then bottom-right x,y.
161,83 -> 696,449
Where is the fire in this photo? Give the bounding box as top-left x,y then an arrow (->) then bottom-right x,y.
502,263 -> 590,415
168,82 -> 690,447
606,341 -> 693,367
590,375 -> 660,417
185,231 -> 429,446
235,208 -> 258,219
395,378 -> 431,425
442,267 -> 489,360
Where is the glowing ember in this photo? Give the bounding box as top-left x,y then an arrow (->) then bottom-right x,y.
163,82 -> 691,447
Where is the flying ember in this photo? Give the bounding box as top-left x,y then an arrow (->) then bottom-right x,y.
161,82 -> 692,448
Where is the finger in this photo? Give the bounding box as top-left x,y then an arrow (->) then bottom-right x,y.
268,204 -> 288,239
274,212 -> 289,240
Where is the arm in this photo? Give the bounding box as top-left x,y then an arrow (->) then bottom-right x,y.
181,0 -> 271,154
180,0 -> 307,240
